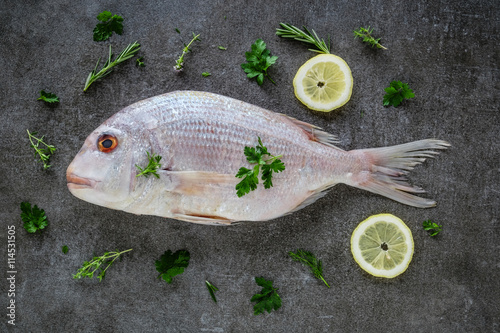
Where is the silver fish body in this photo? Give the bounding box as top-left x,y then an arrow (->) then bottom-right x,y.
67,91 -> 449,225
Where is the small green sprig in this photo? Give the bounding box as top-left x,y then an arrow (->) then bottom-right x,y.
37,90 -> 59,103
423,220 -> 442,237
205,280 -> 219,303
136,57 -> 145,67
241,39 -> 278,85
353,26 -> 387,50
276,23 -> 330,54
27,129 -> 56,169
289,249 -> 330,288
174,32 -> 201,72
251,277 -> 282,315
202,72 -> 211,77
383,80 -> 415,107
135,151 -> 162,178
235,137 -> 285,197
73,249 -> 132,282
84,42 -> 141,92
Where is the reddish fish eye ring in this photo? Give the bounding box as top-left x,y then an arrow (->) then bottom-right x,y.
97,134 -> 118,153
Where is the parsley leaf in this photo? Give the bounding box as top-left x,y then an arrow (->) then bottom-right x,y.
155,250 -> 190,284
423,220 -> 442,237
73,249 -> 132,282
37,90 -> 59,103
383,80 -> 415,107
205,280 -> 219,303
62,245 -> 69,254
93,11 -> 124,41
20,202 -> 48,233
27,129 -> 56,169
353,26 -> 387,50
235,137 -> 285,197
135,151 -> 162,178
241,39 -> 278,85
289,249 -> 330,288
251,277 -> 282,315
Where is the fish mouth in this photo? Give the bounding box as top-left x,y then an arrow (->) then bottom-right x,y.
66,172 -> 96,190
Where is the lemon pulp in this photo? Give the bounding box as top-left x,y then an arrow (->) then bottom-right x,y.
351,214 -> 414,278
293,54 -> 353,112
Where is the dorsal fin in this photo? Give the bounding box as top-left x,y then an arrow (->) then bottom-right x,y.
282,114 -> 343,149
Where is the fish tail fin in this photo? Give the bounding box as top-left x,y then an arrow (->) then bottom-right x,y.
349,139 -> 450,208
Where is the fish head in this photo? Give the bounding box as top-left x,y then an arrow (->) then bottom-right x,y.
66,122 -> 139,210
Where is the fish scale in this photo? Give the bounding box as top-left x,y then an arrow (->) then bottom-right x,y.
67,91 -> 449,225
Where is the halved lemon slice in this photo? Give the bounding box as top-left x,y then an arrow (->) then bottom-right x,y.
351,214 -> 414,278
293,54 -> 353,112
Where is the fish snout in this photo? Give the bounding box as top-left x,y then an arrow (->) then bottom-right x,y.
66,165 -> 95,190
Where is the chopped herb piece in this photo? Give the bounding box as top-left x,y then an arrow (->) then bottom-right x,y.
174,32 -> 201,72
202,72 -> 211,77
218,46 -> 227,50
423,220 -> 442,237
37,90 -> 59,103
251,277 -> 282,315
93,11 -> 123,41
136,56 -> 145,67
62,245 -> 69,254
155,250 -> 190,284
205,280 -> 219,303
20,202 -> 48,233
383,80 -> 415,107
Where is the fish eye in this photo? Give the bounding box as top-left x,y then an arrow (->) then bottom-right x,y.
97,134 -> 118,153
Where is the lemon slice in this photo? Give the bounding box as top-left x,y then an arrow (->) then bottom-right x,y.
351,214 -> 414,278
293,54 -> 353,112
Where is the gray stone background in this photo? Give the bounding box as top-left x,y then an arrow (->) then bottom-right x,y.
1,0 -> 499,332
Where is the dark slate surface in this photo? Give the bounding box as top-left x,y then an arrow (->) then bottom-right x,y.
1,0 -> 499,332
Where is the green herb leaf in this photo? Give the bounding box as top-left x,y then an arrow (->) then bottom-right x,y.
205,280 -> 219,303
241,39 -> 278,85
62,245 -> 69,254
289,249 -> 330,288
93,11 -> 124,41
423,220 -> 442,237
202,72 -> 211,77
251,277 -> 282,315
20,202 -> 48,233
155,250 -> 190,284
136,56 -> 145,67
37,90 -> 59,103
175,28 -> 180,34
276,23 -> 330,54
235,137 -> 285,197
135,151 -> 162,178
73,249 -> 132,281
174,32 -> 201,71
383,80 -> 415,107
353,26 -> 387,49
84,42 -> 141,92
218,46 -> 227,50
27,129 -> 56,169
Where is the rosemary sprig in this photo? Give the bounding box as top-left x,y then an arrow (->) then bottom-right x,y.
174,32 -> 201,71
276,23 -> 330,54
84,41 -> 141,92
353,27 -> 387,49
27,129 -> 56,169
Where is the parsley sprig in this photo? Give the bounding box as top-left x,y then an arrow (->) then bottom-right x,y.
276,23 -> 330,54
37,90 -> 59,103
423,220 -> 443,237
289,249 -> 330,288
383,80 -> 415,107
93,11 -> 123,42
235,137 -> 285,197
20,202 -> 49,233
241,39 -> 278,85
251,277 -> 282,315
73,249 -> 132,282
353,26 -> 387,49
84,42 -> 141,92
155,250 -> 190,284
174,32 -> 201,72
136,151 -> 162,178
27,129 -> 56,170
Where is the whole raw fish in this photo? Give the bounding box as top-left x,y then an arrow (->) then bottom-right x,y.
66,91 -> 449,225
